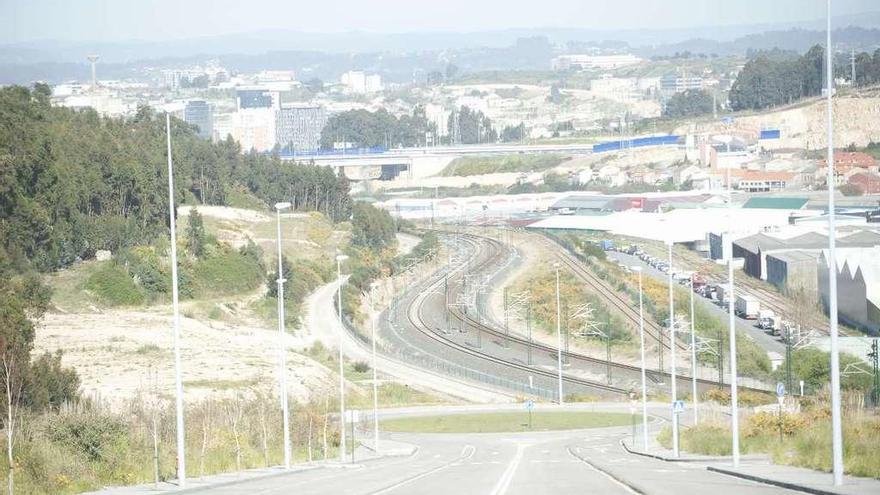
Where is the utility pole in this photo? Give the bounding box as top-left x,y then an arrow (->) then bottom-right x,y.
527,302 -> 533,366
274,202 -> 293,469
726,164 -> 741,468
503,287 -> 510,348
165,114 -> 186,487
554,263 -> 564,405
826,1 -> 845,486
667,240 -> 679,458
335,253 -> 349,463
869,339 -> 879,406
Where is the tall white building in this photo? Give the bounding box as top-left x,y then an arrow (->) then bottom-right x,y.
341,71 -> 383,94
276,104 -> 326,152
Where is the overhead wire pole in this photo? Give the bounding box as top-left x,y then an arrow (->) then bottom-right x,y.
826,0 -> 844,485
555,262 -> 564,405
274,202 -> 293,469
667,240 -> 679,458
690,277 -> 699,425
633,266 -> 649,451
726,163 -> 741,468
165,114 -> 186,486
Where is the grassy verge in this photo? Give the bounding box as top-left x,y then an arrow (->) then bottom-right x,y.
440,154 -> 567,177
657,407 -> 880,478
381,411 -> 636,433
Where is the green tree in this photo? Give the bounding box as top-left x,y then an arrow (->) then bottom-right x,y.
186,208 -> 207,257
350,203 -> 396,251
662,89 -> 714,118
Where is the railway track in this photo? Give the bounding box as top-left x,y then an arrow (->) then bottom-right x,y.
436,231 -> 770,395
405,233 -> 629,396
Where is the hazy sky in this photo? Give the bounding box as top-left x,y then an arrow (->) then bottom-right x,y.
1,0 -> 876,43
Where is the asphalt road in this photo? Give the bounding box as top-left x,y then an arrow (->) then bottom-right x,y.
198,420 -> 795,495
605,251 -> 785,354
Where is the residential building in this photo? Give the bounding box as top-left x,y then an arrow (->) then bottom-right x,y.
231,108 -> 277,152
340,71 -> 383,94
735,170 -> 796,192
184,100 -> 213,140
275,105 -> 326,153
660,74 -> 704,95
848,171 -> 880,194
551,54 -> 641,71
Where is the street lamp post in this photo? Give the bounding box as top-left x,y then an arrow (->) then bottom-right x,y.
274,201 -> 293,470
690,277 -> 699,425
632,266 -> 649,451
336,253 -> 349,462
667,240 -> 679,458
368,281 -> 381,455
825,0 -> 844,485
554,262 -> 564,405
726,165 -> 741,468
165,114 -> 186,486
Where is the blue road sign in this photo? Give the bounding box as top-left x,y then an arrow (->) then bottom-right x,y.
672,400 -> 685,414
776,382 -> 786,398
526,400 -> 534,410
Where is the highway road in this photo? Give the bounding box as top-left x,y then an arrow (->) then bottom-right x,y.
605,250 -> 785,354
196,416 -> 794,495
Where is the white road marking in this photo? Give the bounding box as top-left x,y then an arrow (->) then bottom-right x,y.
368,445 -> 475,495
488,444 -> 527,495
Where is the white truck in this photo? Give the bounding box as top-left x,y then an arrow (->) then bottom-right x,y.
735,295 -> 760,319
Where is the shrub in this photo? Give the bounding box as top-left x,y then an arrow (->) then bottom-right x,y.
352,361 -> 370,373
84,263 -> 145,306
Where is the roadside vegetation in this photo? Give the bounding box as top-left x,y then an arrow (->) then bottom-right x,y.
380,411 -> 635,433
3,391 -> 347,494
549,231 -> 772,380
440,154 -> 567,176
658,394 -> 880,479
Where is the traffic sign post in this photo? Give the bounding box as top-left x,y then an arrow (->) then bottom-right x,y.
526,400 -> 534,429
672,400 -> 685,455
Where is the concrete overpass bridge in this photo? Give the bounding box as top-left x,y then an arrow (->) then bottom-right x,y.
278,143 -> 598,180
278,137 -> 681,181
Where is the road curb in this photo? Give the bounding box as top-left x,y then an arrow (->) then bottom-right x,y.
706,466 -> 844,495
618,439 -> 749,463
567,446 -> 645,495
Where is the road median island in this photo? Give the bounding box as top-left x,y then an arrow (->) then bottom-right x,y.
380,410 -> 636,433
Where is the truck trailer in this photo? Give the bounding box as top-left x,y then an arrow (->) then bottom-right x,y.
735,295 -> 761,319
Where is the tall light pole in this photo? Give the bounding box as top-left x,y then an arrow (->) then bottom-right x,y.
826,0 -> 844,485
369,281 -> 381,455
689,277 -> 698,425
336,253 -> 349,462
726,165 -> 741,467
274,201 -> 292,469
632,266 -> 649,451
165,114 -> 186,486
554,262 -> 564,405
667,240 -> 679,458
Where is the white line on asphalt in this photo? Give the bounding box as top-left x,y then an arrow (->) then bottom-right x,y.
567,447 -> 641,495
368,445 -> 475,495
488,443 -> 527,495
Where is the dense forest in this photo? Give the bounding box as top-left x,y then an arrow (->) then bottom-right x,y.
729,45 -> 880,111
1,84 -> 351,273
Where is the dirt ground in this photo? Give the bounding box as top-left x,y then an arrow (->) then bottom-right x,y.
35,206 -> 347,409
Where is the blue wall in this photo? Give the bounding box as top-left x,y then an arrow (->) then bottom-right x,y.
593,135 -> 681,153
